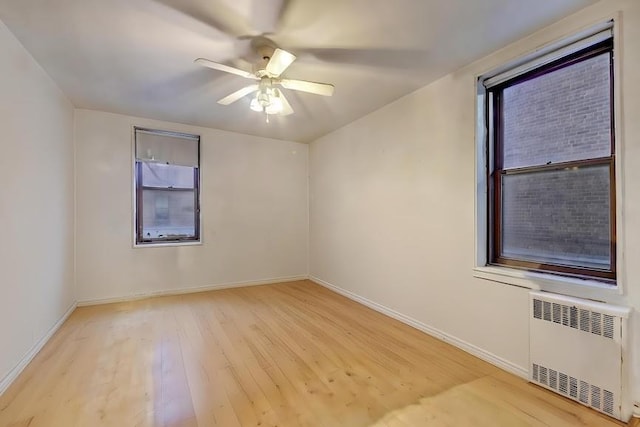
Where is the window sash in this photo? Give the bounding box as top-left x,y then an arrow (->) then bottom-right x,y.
487,37 -> 616,282
491,159 -> 615,281
141,185 -> 196,191
139,187 -> 197,241
135,161 -> 200,244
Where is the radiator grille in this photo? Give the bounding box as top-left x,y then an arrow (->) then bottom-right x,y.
592,312 -> 602,335
549,369 -> 558,390
569,376 -> 578,399
603,390 -> 614,415
532,298 -> 615,340
533,363 -> 614,416
570,306 -> 578,328
603,315 -> 614,339
559,372 -> 568,395
579,380 -> 589,405
553,303 -> 561,324
591,385 -> 601,409
580,309 -> 590,332
543,301 -> 552,321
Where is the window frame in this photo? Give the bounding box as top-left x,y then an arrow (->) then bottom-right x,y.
133,127 -> 201,246
486,38 -> 616,283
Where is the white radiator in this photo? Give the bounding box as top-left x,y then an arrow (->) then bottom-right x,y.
529,291 -> 631,421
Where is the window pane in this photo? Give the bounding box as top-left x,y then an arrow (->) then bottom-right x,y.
502,53 -> 611,169
142,189 -> 195,239
501,164 -> 610,270
141,162 -> 194,189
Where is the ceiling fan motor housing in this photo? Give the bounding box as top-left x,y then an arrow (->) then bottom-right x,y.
254,45 -> 275,75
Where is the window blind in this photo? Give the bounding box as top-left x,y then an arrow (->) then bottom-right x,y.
483,21 -> 613,89
135,128 -> 199,167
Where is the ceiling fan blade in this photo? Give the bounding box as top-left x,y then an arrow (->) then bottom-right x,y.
218,85 -> 259,105
294,47 -> 430,69
153,0 -> 251,38
249,0 -> 292,34
266,48 -> 296,77
195,58 -> 256,79
279,79 -> 334,96
275,0 -> 293,31
278,91 -> 294,116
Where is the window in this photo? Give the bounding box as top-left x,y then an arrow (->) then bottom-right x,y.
484,26 -> 615,282
134,128 -> 200,245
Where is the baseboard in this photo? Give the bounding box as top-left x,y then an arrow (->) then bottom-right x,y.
310,276 -> 528,380
77,275 -> 309,307
0,302 -> 77,396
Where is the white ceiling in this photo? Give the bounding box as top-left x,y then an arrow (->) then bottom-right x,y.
0,0 -> 595,143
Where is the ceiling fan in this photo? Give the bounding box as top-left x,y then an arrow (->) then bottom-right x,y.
195,40 -> 335,120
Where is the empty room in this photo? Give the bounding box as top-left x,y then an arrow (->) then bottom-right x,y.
0,0 -> 638,426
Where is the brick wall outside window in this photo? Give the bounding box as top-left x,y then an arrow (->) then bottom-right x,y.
500,53 -> 611,266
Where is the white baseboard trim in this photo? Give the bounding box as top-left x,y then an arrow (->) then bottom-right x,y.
77,275 -> 309,307
310,276 -> 528,380
0,302 -> 77,396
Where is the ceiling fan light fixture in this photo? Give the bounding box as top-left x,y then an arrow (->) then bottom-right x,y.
250,89 -> 270,112
265,95 -> 283,115
249,87 -> 284,115
249,97 -> 263,112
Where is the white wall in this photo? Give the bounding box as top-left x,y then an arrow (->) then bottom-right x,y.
309,0 -> 640,413
0,21 -> 75,387
74,109 -> 308,302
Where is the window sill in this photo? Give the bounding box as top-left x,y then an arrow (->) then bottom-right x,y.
133,240 -> 202,249
473,265 -> 622,301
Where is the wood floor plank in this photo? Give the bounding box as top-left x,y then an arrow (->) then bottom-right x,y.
0,280 -> 629,427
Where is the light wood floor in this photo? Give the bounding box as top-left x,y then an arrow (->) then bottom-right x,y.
0,280 -> 630,427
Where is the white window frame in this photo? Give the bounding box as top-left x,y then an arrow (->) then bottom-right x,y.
473,18 -> 626,300
131,126 -> 203,248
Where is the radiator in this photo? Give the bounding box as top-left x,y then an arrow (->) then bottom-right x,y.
529,291 -> 631,421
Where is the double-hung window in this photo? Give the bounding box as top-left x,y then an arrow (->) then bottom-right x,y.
134,128 -> 200,245
483,24 -> 616,282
